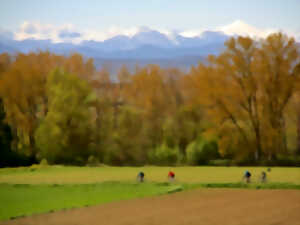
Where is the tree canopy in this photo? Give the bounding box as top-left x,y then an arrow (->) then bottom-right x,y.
0,33 -> 299,166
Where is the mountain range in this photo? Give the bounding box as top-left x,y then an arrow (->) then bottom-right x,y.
0,28 -> 230,70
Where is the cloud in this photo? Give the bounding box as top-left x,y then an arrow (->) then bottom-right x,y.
14,22 -> 143,43
13,20 -> 300,44
14,21 -> 83,43
59,30 -> 81,39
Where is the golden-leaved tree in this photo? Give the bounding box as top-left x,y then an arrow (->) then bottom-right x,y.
296,83 -> 300,155
254,33 -> 300,158
0,52 -> 64,154
184,33 -> 300,160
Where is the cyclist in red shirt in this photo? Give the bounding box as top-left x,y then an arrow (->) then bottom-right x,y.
168,171 -> 175,181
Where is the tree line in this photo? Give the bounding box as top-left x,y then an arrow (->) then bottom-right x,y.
0,33 -> 300,167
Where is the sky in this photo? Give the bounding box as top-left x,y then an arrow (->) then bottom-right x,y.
1,0 -> 300,42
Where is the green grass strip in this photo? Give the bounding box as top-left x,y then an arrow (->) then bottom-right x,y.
199,182 -> 300,189
0,182 -> 176,221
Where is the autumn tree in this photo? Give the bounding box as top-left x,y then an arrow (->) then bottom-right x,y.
254,33 -> 300,159
296,88 -> 300,155
184,33 -> 300,161
0,53 -> 12,74
123,65 -> 173,148
63,53 -> 95,80
0,52 -> 64,155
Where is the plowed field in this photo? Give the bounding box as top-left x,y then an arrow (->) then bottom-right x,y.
2,189 -> 300,225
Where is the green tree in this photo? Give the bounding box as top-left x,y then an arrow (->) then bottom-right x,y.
35,69 -> 96,164
186,136 -> 219,165
148,143 -> 181,166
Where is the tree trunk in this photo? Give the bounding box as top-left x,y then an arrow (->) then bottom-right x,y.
280,116 -> 288,154
297,109 -> 300,155
29,132 -> 36,156
254,126 -> 262,160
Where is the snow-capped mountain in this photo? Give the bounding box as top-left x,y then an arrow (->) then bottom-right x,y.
0,27 -> 229,55
0,27 -> 231,70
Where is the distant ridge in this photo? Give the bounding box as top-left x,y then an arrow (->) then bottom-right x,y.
0,28 -> 230,70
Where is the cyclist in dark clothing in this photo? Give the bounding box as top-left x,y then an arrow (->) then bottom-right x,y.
261,171 -> 267,183
137,171 -> 145,182
243,170 -> 251,183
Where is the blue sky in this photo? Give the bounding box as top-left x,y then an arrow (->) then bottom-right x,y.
1,0 -> 299,42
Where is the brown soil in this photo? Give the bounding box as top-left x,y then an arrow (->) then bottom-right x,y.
2,189 -> 300,225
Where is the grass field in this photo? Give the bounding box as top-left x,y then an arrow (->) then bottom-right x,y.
0,165 -> 299,184
0,182 -> 181,220
0,166 -> 299,221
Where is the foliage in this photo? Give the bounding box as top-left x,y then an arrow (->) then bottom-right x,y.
108,106 -> 147,165
35,69 -> 95,165
39,158 -> 48,166
186,137 -> 220,165
0,52 -> 95,156
0,98 -> 12,153
0,98 -> 36,167
86,155 -> 100,167
148,144 -> 182,166
208,159 -> 231,166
